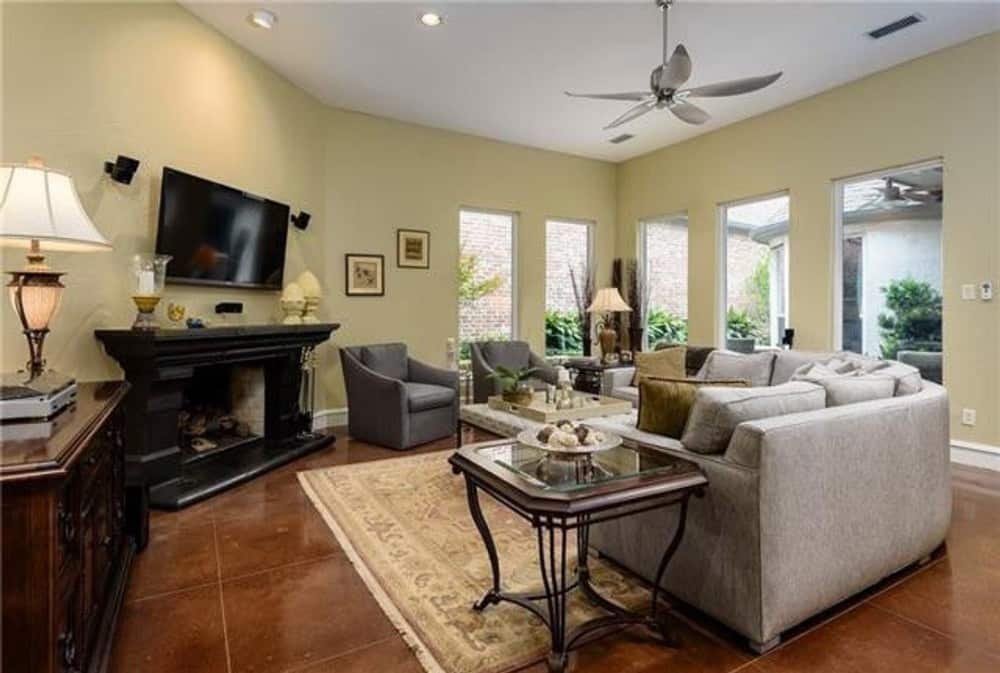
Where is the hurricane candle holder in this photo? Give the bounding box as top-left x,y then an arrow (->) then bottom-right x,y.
131,253 -> 171,330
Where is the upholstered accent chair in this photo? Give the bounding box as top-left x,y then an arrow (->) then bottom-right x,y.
340,343 -> 459,449
469,340 -> 560,403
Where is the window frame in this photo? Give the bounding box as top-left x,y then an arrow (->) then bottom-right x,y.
637,211 -> 689,350
716,190 -> 791,349
830,158 -> 943,351
458,206 -> 520,341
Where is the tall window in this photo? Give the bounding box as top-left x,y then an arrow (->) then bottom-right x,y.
835,162 -> 943,362
639,214 -> 688,347
720,193 -> 790,350
458,209 -> 516,354
545,219 -> 592,356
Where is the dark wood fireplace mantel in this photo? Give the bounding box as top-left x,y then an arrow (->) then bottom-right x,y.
96,323 -> 339,547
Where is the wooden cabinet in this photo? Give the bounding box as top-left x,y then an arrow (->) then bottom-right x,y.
1,382 -> 134,673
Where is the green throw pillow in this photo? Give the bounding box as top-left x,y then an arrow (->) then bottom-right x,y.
638,377 -> 750,439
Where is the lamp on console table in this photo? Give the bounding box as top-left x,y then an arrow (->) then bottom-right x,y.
0,158 -> 111,399
587,287 -> 632,364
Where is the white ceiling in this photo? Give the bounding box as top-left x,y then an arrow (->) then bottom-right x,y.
183,1 -> 1000,162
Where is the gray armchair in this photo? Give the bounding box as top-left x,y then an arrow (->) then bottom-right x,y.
469,340 -> 560,403
341,343 -> 459,449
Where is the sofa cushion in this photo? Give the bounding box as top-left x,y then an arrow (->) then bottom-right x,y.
631,346 -> 686,386
790,362 -> 848,384
638,377 -> 749,439
681,381 -> 826,454
770,350 -> 838,385
820,374 -> 896,407
361,343 -> 408,381
697,350 -> 776,388
481,341 -> 530,370
405,382 -> 455,412
873,361 -> 923,396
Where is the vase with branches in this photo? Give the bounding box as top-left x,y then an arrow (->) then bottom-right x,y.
626,258 -> 646,351
570,261 -> 595,357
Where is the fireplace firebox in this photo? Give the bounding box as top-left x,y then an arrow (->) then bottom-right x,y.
96,323 -> 338,548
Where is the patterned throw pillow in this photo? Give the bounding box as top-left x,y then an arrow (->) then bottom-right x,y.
637,377 -> 749,439
631,346 -> 686,386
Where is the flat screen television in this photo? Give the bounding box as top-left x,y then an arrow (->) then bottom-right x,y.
155,167 -> 290,290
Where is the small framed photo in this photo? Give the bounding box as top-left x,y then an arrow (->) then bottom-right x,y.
396,229 -> 430,269
345,254 -> 385,296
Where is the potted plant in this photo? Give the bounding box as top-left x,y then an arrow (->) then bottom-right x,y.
488,365 -> 538,406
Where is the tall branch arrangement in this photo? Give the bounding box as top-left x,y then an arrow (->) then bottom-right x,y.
627,258 -> 646,330
569,262 -> 595,357
610,258 -> 624,337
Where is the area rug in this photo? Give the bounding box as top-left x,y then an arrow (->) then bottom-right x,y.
298,449 -> 651,673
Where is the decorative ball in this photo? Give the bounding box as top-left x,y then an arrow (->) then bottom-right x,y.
296,270 -> 321,299
282,282 -> 305,301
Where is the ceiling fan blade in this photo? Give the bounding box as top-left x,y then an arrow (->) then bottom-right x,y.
565,91 -> 653,102
603,99 -> 658,130
680,72 -> 782,98
658,44 -> 692,91
667,99 -> 710,125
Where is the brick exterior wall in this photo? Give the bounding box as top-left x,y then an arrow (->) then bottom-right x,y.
645,221 -> 688,318
726,231 -> 770,313
545,220 -> 590,314
459,211 -> 514,342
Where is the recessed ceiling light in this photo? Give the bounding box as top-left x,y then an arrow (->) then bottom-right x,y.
247,9 -> 277,30
418,12 -> 444,28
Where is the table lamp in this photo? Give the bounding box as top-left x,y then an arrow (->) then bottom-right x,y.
1,158 -> 111,403
587,287 -> 632,364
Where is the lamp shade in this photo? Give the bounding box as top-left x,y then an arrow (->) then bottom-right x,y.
587,287 -> 632,313
0,164 -> 110,251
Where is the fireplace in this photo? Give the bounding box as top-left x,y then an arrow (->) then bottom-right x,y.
95,323 -> 339,548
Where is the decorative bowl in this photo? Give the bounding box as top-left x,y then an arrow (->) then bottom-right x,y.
516,427 -> 622,457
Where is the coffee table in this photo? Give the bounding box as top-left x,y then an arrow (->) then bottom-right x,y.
449,440 -> 707,672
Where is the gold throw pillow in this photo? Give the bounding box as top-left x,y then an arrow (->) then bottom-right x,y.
638,377 -> 750,439
631,346 -> 686,386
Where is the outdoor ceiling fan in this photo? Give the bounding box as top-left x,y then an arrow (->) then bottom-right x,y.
877,178 -> 943,204
565,0 -> 783,130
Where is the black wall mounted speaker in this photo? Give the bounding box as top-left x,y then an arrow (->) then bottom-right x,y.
291,211 -> 311,230
104,155 -> 140,184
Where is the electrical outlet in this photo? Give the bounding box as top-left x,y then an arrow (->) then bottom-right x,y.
962,408 -> 977,426
982,281 -> 994,301
962,284 -> 977,300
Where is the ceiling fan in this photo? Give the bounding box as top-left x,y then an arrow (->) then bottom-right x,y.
565,0 -> 783,130
876,178 -> 943,204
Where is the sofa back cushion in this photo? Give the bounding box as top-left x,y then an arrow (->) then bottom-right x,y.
681,381 -> 826,454
697,350 -> 776,388
770,350 -> 838,385
655,342 -> 715,377
481,341 -> 530,370
820,374 -> 896,407
361,343 -> 409,381
872,361 -> 923,396
632,346 -> 686,386
637,376 -> 749,439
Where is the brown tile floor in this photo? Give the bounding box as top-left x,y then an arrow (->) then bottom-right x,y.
111,430 -> 1000,673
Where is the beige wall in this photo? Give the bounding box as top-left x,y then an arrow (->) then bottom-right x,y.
1,2 -> 617,410
615,33 -> 1000,445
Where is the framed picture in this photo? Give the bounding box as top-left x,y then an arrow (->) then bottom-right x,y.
345,254 -> 385,296
396,229 -> 430,269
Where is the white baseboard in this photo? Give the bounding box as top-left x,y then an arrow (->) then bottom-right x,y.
951,440 -> 1000,472
313,407 -> 347,430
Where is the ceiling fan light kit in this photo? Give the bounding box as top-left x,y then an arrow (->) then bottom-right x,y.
566,0 -> 782,130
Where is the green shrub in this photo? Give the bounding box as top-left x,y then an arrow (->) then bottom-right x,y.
647,309 -> 688,345
726,306 -> 767,341
878,278 -> 942,360
459,333 -> 509,361
545,310 -> 583,356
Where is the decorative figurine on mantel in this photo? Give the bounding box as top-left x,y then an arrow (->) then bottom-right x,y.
281,281 -> 306,324
131,253 -> 171,330
296,270 -> 322,324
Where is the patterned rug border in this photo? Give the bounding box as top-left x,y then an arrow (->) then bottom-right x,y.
297,464 -> 450,673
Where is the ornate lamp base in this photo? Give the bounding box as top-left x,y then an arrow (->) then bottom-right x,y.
132,295 -> 161,330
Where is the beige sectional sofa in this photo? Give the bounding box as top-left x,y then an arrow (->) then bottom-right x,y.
586,348 -> 951,652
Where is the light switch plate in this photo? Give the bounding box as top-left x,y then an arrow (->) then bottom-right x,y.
962,284 -> 976,300
962,408 -> 977,426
